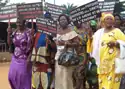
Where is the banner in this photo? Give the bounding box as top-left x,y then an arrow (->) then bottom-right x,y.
17,2 -> 43,19
45,3 -> 66,20
70,0 -> 100,23
99,1 -> 117,13
36,17 -> 57,36
0,5 -> 17,21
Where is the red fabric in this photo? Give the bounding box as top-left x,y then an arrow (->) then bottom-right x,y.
35,63 -> 49,72
34,32 -> 41,48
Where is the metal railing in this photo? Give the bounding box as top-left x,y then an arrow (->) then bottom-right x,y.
0,42 -> 6,52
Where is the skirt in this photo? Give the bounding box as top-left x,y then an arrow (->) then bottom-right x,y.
55,61 -> 75,89
8,56 -> 32,89
98,69 -> 121,89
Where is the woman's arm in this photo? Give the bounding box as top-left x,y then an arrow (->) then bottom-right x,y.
7,26 -> 12,46
26,29 -> 35,61
65,36 -> 80,48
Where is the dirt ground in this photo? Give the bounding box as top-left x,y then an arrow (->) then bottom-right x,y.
0,52 -> 11,89
0,63 -> 11,89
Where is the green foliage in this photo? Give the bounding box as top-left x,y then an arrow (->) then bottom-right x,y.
44,6 -> 48,11
62,3 -> 77,16
0,0 -> 9,7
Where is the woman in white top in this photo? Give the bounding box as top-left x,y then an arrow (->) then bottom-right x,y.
55,14 -> 79,89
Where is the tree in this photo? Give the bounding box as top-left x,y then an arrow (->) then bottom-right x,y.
62,3 -> 77,16
0,0 -> 9,7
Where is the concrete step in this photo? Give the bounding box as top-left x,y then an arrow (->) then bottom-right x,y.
0,52 -> 11,63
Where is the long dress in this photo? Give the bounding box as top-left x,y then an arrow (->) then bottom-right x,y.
98,28 -> 125,89
55,30 -> 78,89
8,29 -> 32,89
73,27 -> 98,89
72,27 -> 88,89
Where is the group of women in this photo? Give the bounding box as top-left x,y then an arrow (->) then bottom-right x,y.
7,12 -> 125,89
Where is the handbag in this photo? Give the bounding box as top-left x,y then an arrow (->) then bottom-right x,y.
115,40 -> 125,74
115,58 -> 125,74
58,48 -> 80,67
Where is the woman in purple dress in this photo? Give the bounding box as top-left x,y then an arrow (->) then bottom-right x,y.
7,18 -> 33,89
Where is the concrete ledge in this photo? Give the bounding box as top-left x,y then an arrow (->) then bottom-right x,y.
0,52 -> 11,62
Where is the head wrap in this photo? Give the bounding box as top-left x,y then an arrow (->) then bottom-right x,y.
100,13 -> 105,22
102,13 -> 115,21
90,20 -> 97,27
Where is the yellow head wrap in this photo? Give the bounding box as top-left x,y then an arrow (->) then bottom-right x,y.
100,13 -> 106,28
100,13 -> 106,22
102,13 -> 115,21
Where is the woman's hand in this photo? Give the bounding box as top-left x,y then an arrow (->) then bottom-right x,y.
56,40 -> 65,46
27,54 -> 32,72
107,41 -> 119,48
87,27 -> 93,39
46,36 -> 51,44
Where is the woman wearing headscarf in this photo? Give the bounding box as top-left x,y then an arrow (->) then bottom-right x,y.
87,13 -> 125,89
72,22 -> 89,89
55,14 -> 80,89
73,22 -> 98,89
7,18 -> 33,89
90,20 -> 97,33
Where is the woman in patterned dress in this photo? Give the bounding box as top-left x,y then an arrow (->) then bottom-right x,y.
88,13 -> 125,89
72,22 -> 89,89
55,14 -> 80,89
7,18 -> 33,89
73,22 -> 98,89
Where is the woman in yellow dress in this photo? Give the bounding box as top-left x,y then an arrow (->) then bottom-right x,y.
88,13 -> 125,89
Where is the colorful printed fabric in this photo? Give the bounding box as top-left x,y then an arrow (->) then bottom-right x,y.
73,27 -> 98,89
32,32 -> 56,89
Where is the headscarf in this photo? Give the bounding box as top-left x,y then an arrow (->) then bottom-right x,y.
102,13 -> 115,22
90,20 -> 97,27
100,13 -> 105,22
98,13 -> 105,28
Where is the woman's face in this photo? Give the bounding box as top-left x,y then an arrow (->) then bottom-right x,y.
59,16 -> 68,28
115,16 -> 121,27
104,16 -> 114,28
16,18 -> 24,28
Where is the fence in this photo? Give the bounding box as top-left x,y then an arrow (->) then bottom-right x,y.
0,43 -> 6,52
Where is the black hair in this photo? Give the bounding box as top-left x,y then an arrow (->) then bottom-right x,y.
44,11 -> 53,20
113,13 -> 122,21
22,20 -> 26,26
58,14 -> 71,24
16,17 -> 26,26
73,21 -> 82,29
